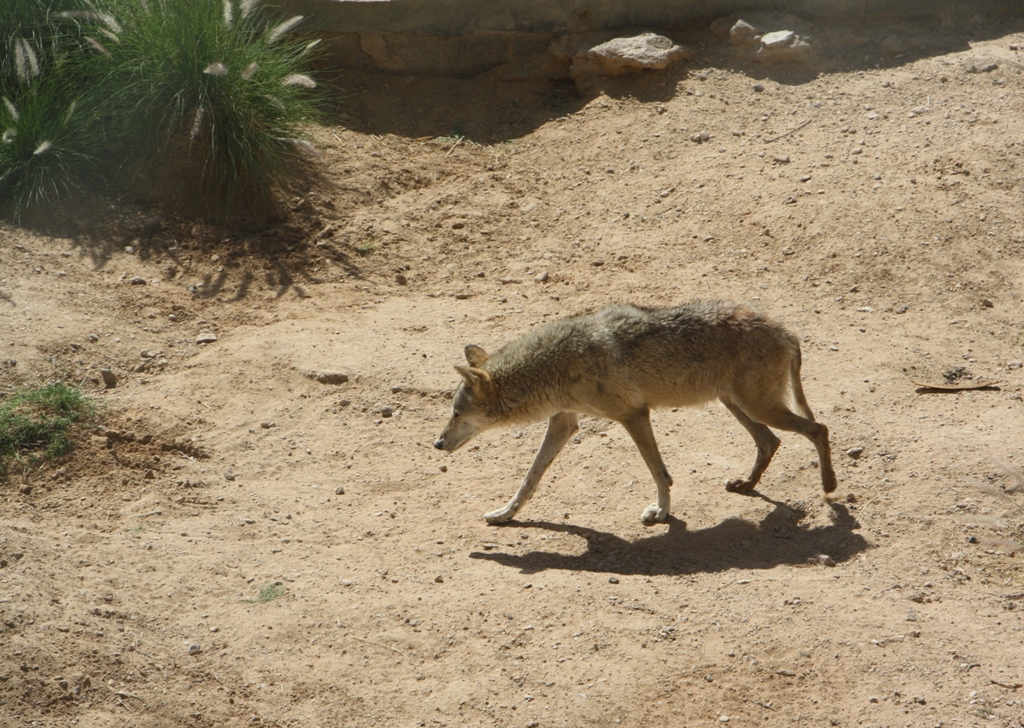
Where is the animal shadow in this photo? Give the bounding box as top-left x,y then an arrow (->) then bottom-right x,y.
470,498 -> 867,576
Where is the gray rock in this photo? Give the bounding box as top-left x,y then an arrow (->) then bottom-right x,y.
753,82 -> 765,92
129,276 -> 147,285
195,332 -> 218,344
395,273 -> 408,285
224,469 -> 236,482
534,271 -> 549,283
380,406 -> 393,418
100,368 -> 117,388
335,486 -> 345,495
187,643 -> 202,655
758,31 -> 813,64
730,20 -> 759,47
846,447 -> 864,460
1007,361 -> 1023,370
879,35 -> 907,55
571,33 -> 692,78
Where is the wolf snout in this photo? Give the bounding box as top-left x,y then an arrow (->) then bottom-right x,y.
433,438 -> 445,450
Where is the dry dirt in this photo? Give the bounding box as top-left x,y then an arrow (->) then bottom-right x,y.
3,17 -> 1024,728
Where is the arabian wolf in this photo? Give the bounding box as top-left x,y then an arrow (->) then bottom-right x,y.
434,301 -> 836,525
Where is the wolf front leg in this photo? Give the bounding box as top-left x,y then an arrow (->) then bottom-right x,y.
484,412 -> 579,524
619,408 -> 673,524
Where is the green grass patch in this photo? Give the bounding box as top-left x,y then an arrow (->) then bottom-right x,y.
245,582 -> 287,603
0,382 -> 96,471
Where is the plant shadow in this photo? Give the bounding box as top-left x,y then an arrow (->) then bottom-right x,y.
471,494 -> 869,576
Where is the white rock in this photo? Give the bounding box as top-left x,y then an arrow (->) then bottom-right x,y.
761,30 -> 796,48
729,20 -> 759,47
572,33 -> 692,77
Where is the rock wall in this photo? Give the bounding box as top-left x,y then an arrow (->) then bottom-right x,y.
281,0 -> 1019,77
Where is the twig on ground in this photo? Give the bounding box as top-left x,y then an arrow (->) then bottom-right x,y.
765,119 -> 811,143
348,635 -> 406,657
445,136 -> 465,158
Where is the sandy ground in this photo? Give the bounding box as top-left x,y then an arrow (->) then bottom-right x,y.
2,15 -> 1024,728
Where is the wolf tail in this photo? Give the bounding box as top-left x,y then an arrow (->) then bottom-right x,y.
790,343 -> 815,421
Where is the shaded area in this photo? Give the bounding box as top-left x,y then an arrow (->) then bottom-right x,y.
324,15 -> 1024,142
471,497 -> 868,576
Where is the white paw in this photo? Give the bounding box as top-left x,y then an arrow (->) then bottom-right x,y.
484,504 -> 517,525
640,503 -> 668,524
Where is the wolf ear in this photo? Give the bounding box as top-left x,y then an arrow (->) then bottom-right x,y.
464,344 -> 489,367
454,365 -> 494,396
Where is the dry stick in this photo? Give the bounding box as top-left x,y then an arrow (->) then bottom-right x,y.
765,119 -> 812,143
445,136 -> 465,158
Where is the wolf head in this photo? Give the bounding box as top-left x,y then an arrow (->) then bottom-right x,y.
434,345 -> 499,452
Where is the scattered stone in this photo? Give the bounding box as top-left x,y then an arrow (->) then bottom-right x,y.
434,575 -> 444,583
571,33 -> 692,79
19,485 -> 32,495
846,493 -> 857,503
729,19 -> 759,47
100,368 -> 117,388
129,276 -> 146,285
454,293 -> 473,300
535,271 -> 549,283
439,465 -> 448,473
980,298 -> 994,308
817,555 -> 836,567
260,421 -> 277,429
195,332 -> 218,344
774,155 -> 790,164
308,370 -> 349,385
911,105 -> 929,115
395,273 -> 408,285
187,643 -> 202,655
846,447 -> 864,460
1007,361 -> 1023,370
968,62 -> 999,73
335,486 -> 345,495
758,31 -> 812,64
690,131 -> 710,143
753,82 -> 765,92
380,406 -> 393,418
142,216 -> 162,234
608,576 -> 620,584
967,535 -> 979,544
879,35 -> 907,55
894,305 -> 908,314
224,469 -> 236,482
776,669 -> 796,677
89,334 -> 99,342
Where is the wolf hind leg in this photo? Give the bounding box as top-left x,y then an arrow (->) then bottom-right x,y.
618,407 -> 673,524
736,399 -> 837,494
484,412 -> 578,524
720,396 -> 780,493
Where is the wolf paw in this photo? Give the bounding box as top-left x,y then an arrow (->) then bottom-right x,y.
640,504 -> 668,524
484,505 -> 517,525
725,478 -> 756,493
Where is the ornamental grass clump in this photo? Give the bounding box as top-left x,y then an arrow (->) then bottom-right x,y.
1,0 -> 320,217
101,0 -> 321,212
0,1 -> 107,217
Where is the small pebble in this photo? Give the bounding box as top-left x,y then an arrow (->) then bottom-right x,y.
101,369 -> 117,388
224,469 -> 236,482
980,298 -> 993,308
535,271 -> 549,283
434,575 -> 444,583
129,276 -> 147,285
381,406 -> 393,418
846,447 -> 864,460
439,465 -> 448,473
753,83 -> 765,92
395,274 -> 408,285
187,643 -> 202,655
260,421 -> 277,429
195,332 -> 218,344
